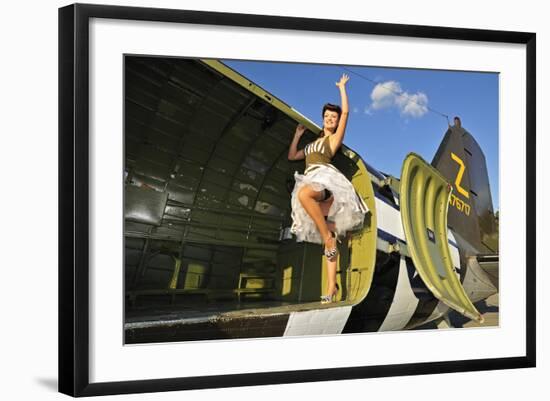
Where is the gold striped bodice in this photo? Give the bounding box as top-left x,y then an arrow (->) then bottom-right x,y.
304,135 -> 333,169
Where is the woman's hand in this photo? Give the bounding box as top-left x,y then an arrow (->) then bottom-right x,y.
294,124 -> 306,138
288,124 -> 306,161
335,73 -> 350,89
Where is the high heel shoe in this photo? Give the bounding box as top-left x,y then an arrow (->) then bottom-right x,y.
320,283 -> 340,304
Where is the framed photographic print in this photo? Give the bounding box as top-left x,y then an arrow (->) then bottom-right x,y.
58,2 -> 536,397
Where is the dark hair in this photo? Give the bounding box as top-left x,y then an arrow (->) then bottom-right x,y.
320,103 -> 342,137
322,103 -> 342,119
454,116 -> 461,123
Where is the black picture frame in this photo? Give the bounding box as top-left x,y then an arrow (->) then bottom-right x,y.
58,2 -> 536,397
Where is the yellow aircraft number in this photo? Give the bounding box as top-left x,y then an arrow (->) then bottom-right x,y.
450,152 -> 471,216
450,152 -> 469,199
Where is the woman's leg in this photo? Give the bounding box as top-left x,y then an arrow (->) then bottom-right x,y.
319,195 -> 338,296
297,185 -> 330,242
298,187 -> 338,297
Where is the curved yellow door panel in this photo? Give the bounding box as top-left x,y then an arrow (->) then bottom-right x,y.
400,153 -> 484,323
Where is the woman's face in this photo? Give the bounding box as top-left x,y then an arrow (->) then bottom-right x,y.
323,110 -> 340,132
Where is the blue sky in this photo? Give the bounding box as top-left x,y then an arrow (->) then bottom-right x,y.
223,59 -> 499,211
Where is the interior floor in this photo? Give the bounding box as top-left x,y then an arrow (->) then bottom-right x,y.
125,297 -> 355,329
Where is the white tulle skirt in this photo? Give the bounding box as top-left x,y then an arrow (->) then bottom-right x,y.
290,163 -> 369,244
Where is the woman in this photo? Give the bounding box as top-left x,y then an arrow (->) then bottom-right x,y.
287,73 -> 369,304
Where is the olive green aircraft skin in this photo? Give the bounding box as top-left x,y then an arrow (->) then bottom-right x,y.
123,57 -> 498,344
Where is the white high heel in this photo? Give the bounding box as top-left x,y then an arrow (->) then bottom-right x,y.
320,283 -> 340,304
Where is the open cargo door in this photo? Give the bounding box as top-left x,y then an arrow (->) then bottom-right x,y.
400,153 -> 484,323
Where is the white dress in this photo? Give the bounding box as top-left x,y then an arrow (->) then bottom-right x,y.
290,136 -> 369,244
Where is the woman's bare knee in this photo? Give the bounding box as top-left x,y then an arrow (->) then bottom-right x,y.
298,186 -> 310,203
298,186 -> 319,202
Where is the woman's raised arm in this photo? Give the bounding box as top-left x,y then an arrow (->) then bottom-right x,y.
329,74 -> 350,153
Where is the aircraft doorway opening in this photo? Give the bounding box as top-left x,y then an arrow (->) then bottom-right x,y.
124,151 -> 375,322
123,57 -> 376,337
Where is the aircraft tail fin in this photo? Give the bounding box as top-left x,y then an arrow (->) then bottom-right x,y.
431,125 -> 498,254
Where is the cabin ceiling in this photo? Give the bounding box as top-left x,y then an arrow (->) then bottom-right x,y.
124,56 -> 306,251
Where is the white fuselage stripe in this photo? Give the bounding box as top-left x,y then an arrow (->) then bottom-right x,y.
283,306 -> 353,336
378,257 -> 420,331
375,197 -> 406,242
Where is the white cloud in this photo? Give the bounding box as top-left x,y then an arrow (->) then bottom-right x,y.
368,80 -> 429,118
371,81 -> 402,110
